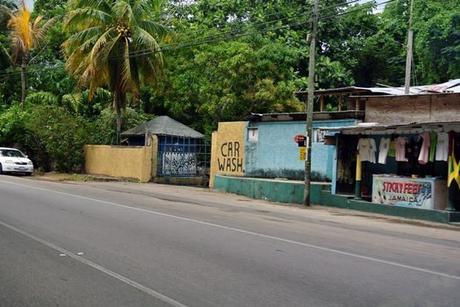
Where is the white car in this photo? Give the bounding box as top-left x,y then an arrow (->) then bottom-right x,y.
0,147 -> 34,175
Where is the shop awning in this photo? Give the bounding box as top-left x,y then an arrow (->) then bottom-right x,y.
318,121 -> 460,136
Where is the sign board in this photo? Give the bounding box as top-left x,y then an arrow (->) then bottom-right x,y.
294,134 -> 306,144
372,175 -> 434,209
299,147 -> 306,161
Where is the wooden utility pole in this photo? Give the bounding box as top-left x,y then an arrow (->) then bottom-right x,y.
304,0 -> 319,207
404,0 -> 415,94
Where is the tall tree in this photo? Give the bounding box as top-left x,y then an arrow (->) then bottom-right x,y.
6,0 -> 55,106
63,0 -> 168,143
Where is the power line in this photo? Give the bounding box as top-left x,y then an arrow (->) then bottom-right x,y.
0,0 -> 394,80
120,0 -> 395,60
167,0 -> 364,39
126,0 -> 366,58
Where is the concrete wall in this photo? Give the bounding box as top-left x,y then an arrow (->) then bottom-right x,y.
365,93 -> 460,125
209,121 -> 247,187
214,175 -> 460,223
214,175 -> 326,204
245,119 -> 358,181
85,143 -> 155,182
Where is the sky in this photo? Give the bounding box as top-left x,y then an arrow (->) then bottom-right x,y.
25,0 -> 34,9
24,0 -> 387,11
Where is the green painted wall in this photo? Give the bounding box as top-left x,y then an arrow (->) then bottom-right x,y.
214,175 -> 325,204
214,175 -> 460,224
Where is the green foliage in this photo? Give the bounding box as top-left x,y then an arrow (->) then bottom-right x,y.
0,104 -> 28,147
413,0 -> 460,83
24,105 -> 91,172
150,39 -> 305,135
0,104 -> 92,172
62,88 -> 111,117
25,91 -> 59,106
90,107 -> 154,145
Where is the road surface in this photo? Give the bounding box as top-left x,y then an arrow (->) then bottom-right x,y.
1,175 -> 459,306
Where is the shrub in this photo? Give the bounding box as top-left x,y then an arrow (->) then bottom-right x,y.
25,105 -> 92,172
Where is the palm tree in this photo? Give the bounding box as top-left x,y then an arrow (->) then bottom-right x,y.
63,0 -> 168,143
6,0 -> 55,107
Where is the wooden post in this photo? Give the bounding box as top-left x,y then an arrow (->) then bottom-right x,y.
304,0 -> 319,207
404,0 -> 415,94
320,95 -> 324,112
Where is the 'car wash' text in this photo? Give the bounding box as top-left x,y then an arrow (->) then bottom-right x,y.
218,142 -> 243,172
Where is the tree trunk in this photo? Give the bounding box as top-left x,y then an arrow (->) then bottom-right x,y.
114,89 -> 124,144
20,61 -> 27,109
116,111 -> 122,144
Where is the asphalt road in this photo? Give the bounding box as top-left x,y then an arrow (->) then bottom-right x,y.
0,175 -> 459,307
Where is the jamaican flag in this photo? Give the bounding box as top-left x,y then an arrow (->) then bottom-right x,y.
448,132 -> 460,188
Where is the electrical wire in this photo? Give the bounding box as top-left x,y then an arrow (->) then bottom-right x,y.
0,0 -> 394,80
125,0 -> 367,58
119,0 -> 395,60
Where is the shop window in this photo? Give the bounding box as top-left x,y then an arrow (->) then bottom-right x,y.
248,128 -> 258,142
313,129 -> 325,143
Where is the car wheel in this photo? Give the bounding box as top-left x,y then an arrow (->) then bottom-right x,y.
0,163 -> 3,175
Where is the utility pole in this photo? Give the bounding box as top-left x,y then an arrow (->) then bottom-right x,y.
404,0 -> 415,95
304,0 -> 319,207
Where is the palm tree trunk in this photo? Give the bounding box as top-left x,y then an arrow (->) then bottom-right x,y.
20,61 -> 27,108
116,111 -> 122,144
114,90 -> 124,144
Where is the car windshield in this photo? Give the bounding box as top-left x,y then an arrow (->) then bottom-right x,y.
0,150 -> 25,158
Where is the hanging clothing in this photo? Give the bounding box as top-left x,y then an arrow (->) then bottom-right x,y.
418,132 -> 430,165
395,137 -> 408,162
388,140 -> 396,158
436,132 -> 449,161
357,138 -> 376,163
378,138 -> 390,164
407,135 -> 423,164
429,132 -> 437,162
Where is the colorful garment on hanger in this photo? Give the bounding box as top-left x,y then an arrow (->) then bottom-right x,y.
429,132 -> 437,162
418,132 -> 430,165
436,132 -> 449,161
357,138 -> 376,163
378,138 -> 390,164
395,137 -> 408,162
388,140 -> 396,158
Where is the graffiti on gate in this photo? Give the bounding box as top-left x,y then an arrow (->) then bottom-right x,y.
161,151 -> 197,176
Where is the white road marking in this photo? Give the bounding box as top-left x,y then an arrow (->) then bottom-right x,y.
77,252 -> 84,255
2,179 -> 460,281
0,220 -> 187,307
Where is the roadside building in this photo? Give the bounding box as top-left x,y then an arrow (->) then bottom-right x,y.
210,111 -> 364,188
325,90 -> 460,211
212,79 -> 460,223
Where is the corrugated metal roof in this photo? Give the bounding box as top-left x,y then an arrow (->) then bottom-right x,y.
121,116 -> 204,138
298,79 -> 460,96
319,121 -> 460,135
